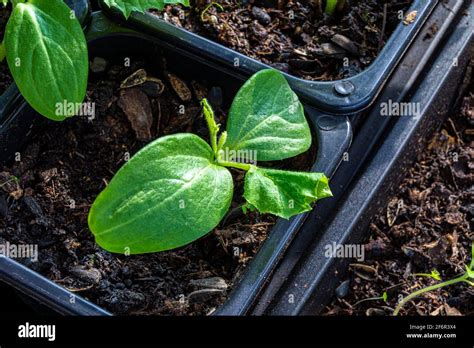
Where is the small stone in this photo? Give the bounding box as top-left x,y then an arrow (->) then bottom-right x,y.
22,195 -> 47,225
90,57 -> 108,73
190,277 -> 228,290
118,87 -> 153,141
141,78 -> 165,98
171,6 -> 181,15
70,266 -> 102,284
188,289 -> 224,303
335,280 -> 350,299
447,296 -> 463,307
365,308 -> 387,316
331,34 -> 359,56
401,246 -> 415,258
167,73 -> 192,102
461,204 -> 474,218
207,87 -> 223,109
252,7 -> 271,25
319,43 -> 346,59
99,280 -> 111,290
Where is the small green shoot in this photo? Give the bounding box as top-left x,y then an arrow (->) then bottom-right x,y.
394,243 -> 474,316
200,2 -> 224,22
413,269 -> 442,281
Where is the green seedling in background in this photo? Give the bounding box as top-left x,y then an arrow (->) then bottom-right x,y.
88,69 -> 332,254
394,243 -> 474,316
354,291 -> 388,307
413,269 -> 442,281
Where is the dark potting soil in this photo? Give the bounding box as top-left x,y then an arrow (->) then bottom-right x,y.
0,5 -> 13,95
154,0 -> 413,81
0,58 -> 316,315
324,72 -> 474,316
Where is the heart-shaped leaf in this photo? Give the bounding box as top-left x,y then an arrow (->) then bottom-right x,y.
88,133 -> 233,254
243,166 -> 332,219
103,0 -> 190,19
225,69 -> 311,161
5,0 -> 88,121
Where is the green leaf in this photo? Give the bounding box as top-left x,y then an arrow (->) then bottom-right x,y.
325,0 -> 337,14
103,0 -> 190,19
5,0 -> 88,121
470,242 -> 474,271
225,69 -> 311,162
243,166 -> 332,219
430,269 -> 441,281
88,133 -> 233,254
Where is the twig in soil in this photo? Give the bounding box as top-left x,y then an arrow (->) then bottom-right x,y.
394,243 -> 474,316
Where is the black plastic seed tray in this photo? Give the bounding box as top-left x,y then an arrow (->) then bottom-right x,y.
98,0 -> 437,114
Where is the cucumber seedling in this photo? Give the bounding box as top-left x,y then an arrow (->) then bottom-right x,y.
394,243 -> 474,316
88,69 -> 333,254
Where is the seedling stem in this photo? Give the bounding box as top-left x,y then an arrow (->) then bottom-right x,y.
200,2 -> 224,21
393,243 -> 474,316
